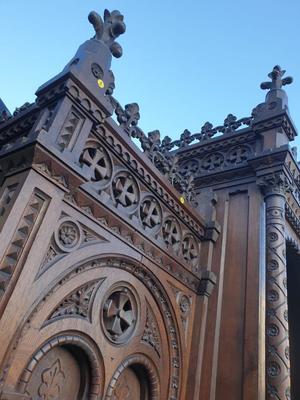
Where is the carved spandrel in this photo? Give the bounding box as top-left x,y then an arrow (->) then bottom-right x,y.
47,280 -> 100,323
141,304 -> 161,357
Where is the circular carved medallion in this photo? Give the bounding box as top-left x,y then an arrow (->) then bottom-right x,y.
182,234 -> 199,265
55,218 -> 82,253
112,171 -> 139,211
162,218 -> 181,252
140,196 -> 162,231
102,286 -> 138,344
81,144 -> 113,186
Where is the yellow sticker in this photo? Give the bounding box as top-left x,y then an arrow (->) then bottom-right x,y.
179,196 -> 185,204
97,79 -> 105,88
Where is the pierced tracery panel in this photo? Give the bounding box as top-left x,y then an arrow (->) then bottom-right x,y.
102,285 -> 138,344
162,217 -> 181,253
139,195 -> 162,232
112,171 -> 140,211
80,139 -> 113,188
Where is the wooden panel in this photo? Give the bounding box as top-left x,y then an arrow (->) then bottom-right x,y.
216,192 -> 249,399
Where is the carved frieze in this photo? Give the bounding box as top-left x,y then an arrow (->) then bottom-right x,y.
56,109 -> 84,151
0,183 -> 19,229
179,144 -> 253,177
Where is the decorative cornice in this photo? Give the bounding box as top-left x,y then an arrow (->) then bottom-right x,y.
252,112 -> 297,141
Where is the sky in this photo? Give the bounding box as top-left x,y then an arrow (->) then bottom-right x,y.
1,0 -> 300,147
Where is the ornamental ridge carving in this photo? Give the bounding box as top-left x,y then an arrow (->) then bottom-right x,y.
0,192 -> 46,299
0,183 -> 18,228
57,109 -> 83,151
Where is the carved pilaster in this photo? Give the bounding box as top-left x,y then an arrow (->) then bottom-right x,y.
259,173 -> 291,400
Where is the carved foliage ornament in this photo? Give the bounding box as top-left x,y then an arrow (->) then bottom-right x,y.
141,305 -> 161,357
47,280 -> 100,323
258,173 -> 293,197
110,99 -> 197,203
88,9 -> 126,58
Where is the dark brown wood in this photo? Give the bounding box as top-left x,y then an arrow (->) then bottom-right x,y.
0,9 -> 299,400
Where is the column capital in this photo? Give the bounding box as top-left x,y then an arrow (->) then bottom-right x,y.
257,172 -> 292,198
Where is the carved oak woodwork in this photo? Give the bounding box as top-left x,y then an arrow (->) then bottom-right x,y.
0,7 -> 300,400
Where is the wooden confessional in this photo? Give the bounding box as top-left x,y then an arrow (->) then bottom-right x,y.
0,8 -> 299,400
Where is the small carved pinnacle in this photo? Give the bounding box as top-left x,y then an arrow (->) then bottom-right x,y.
88,9 -> 126,58
260,65 -> 293,91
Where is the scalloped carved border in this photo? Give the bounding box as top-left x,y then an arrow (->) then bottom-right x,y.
105,354 -> 160,400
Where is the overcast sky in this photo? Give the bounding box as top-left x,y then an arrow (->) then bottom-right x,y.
1,0 -> 300,147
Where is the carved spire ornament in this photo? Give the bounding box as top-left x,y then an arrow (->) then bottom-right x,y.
88,9 -> 126,58
260,65 -> 293,109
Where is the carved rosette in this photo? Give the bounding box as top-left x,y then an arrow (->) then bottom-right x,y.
54,218 -> 82,253
259,173 -> 291,400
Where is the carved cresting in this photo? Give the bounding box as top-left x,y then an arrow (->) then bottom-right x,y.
259,173 -> 291,400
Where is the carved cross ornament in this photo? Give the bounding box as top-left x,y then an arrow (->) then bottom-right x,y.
81,146 -> 112,182
88,9 -> 126,58
260,65 -> 293,91
103,288 -> 137,343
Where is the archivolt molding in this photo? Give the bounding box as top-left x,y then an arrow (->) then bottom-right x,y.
105,354 -> 160,400
17,332 -> 104,398
2,256 -> 182,400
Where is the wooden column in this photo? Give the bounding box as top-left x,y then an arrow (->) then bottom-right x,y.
261,174 -> 291,400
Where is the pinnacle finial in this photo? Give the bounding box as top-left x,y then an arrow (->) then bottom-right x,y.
88,9 -> 126,58
260,65 -> 293,91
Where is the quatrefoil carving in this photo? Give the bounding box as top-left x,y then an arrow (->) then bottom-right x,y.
182,235 -> 199,264
140,196 -> 162,230
81,143 -> 112,185
162,218 -> 181,252
102,287 -> 137,344
112,172 -> 139,210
